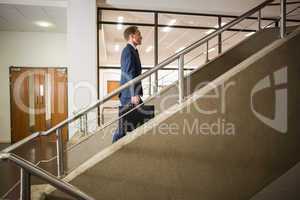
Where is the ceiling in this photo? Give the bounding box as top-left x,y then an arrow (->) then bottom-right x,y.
0,2 -> 67,32
0,0 -> 298,33
0,0 -> 67,7
98,0 -> 300,18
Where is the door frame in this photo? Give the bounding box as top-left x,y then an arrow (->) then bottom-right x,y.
9,66 -> 69,143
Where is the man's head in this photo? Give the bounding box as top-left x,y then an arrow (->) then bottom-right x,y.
123,26 -> 142,46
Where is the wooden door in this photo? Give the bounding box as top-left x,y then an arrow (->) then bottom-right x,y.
10,67 -> 68,143
107,80 -> 120,100
33,69 -> 47,132
49,68 -> 68,142
10,68 -> 30,143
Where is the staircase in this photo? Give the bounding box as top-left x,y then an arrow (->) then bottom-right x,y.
58,27 -> 287,173
46,25 -> 300,200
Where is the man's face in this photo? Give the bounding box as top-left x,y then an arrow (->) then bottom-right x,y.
131,30 -> 142,46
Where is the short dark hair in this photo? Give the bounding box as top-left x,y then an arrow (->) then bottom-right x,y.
123,26 -> 139,41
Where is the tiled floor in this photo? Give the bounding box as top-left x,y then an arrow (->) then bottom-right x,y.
0,143 -> 10,150
0,137 -> 59,199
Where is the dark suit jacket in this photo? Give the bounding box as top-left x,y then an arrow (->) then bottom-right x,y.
119,43 -> 143,98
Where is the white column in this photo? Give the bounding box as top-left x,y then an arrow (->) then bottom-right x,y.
67,0 -> 97,138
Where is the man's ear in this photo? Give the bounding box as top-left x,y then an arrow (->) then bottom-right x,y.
128,33 -> 134,41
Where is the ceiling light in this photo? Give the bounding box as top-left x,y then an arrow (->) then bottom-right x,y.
114,44 -> 120,52
162,27 -> 171,32
34,21 -> 53,28
145,46 -> 153,53
204,48 -> 216,54
205,29 -> 214,34
214,22 -> 227,28
208,48 -> 216,53
245,32 -> 255,37
169,19 -> 177,25
117,16 -> 124,22
161,19 -> 177,32
117,24 -> 123,30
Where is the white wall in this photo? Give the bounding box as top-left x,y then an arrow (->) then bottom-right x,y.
0,31 -> 67,143
67,0 -> 98,135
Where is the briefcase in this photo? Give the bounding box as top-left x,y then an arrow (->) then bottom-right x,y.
119,104 -> 155,132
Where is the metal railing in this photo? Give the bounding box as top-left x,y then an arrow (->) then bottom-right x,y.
0,153 -> 95,200
0,0 -> 295,199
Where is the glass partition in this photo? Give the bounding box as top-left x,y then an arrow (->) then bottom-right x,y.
99,24 -> 154,67
101,10 -> 154,24
159,13 -> 217,27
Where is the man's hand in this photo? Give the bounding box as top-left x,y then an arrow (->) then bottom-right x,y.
131,96 -> 140,105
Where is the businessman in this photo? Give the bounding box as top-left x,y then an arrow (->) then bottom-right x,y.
112,26 -> 143,143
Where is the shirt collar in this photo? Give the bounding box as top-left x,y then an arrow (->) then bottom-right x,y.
128,42 -> 137,50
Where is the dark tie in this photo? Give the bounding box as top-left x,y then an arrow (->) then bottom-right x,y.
135,49 -> 140,58
135,49 -> 141,67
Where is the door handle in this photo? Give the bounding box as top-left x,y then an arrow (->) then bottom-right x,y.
39,84 -> 44,105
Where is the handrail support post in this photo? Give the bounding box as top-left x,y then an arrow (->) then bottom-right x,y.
258,9 -> 262,31
154,12 -> 159,94
178,55 -> 184,104
205,40 -> 209,63
79,115 -> 84,132
148,75 -> 152,96
84,114 -> 88,136
218,16 -> 222,54
20,168 -> 31,200
56,128 -> 65,178
280,0 -> 287,38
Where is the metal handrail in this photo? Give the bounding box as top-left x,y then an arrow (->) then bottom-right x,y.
0,153 -> 95,200
268,1 -> 300,6
2,132 -> 41,153
263,5 -> 300,29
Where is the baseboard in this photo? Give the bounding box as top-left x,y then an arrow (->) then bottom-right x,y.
0,139 -> 11,144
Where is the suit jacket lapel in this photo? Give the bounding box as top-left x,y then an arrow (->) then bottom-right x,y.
127,44 -> 141,70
